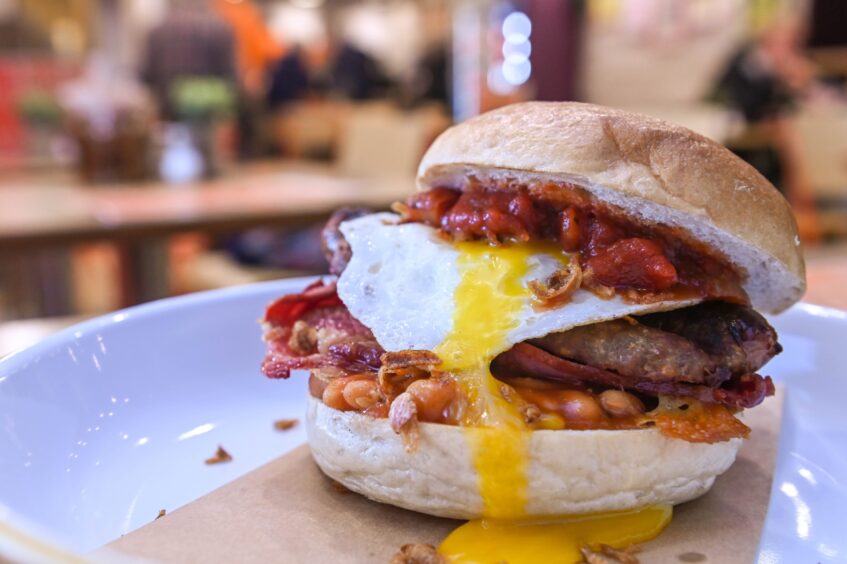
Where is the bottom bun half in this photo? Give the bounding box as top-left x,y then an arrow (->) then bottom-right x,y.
306,396 -> 742,519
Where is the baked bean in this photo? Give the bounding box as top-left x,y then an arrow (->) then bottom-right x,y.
342,379 -> 381,410
536,412 -> 566,430
406,378 -> 456,422
512,387 -> 601,426
599,390 -> 645,418
558,390 -> 604,425
322,379 -> 353,411
309,374 -> 328,399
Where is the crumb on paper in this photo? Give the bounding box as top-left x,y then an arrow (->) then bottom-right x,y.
390,543 -> 446,564
205,445 -> 233,465
330,479 -> 351,494
273,418 -> 299,431
155,509 -> 166,520
579,544 -> 640,564
677,552 -> 707,563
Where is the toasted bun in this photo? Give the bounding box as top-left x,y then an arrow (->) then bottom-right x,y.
306,397 -> 741,518
417,102 -> 805,313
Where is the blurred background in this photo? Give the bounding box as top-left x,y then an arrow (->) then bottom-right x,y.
0,0 -> 845,353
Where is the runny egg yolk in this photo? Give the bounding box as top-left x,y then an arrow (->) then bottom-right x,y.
440,506 -> 672,564
433,240 -> 672,563
434,240 -> 548,517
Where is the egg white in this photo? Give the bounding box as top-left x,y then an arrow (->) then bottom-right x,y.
337,213 -> 699,355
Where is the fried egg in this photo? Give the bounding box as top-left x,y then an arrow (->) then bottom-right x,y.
337,213 -> 699,357
337,212 -> 684,562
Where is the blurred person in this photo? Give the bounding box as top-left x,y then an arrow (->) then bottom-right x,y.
215,0 -> 283,95
215,0 -> 284,159
331,41 -> 393,101
714,17 -> 823,123
411,44 -> 450,108
712,15 -> 832,242
141,0 -> 236,120
266,46 -> 310,110
222,224 -> 326,273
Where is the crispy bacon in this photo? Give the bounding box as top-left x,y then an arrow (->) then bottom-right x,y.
325,340 -> 383,373
261,280 -> 383,379
492,342 -> 774,409
264,279 -> 342,327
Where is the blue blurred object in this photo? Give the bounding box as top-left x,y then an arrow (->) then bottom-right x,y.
222,224 -> 327,272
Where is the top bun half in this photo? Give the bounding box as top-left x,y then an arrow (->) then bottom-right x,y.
417,102 -> 805,313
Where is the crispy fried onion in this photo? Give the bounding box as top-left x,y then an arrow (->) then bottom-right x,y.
389,392 -> 420,453
499,384 -> 542,425
378,350 -> 441,399
390,543 -> 446,564
529,262 -> 583,307
579,544 -> 640,564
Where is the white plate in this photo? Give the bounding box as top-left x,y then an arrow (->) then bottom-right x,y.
0,279 -> 845,562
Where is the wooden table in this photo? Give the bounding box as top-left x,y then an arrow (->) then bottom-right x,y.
0,163 -> 414,314
0,165 -> 412,249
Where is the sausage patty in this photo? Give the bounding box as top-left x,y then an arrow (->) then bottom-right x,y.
530,319 -> 726,386
527,302 -> 779,386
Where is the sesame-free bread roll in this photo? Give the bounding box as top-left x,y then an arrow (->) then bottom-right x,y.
417,102 -> 805,313
306,397 -> 741,519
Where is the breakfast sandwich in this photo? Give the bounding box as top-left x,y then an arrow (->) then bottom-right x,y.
259,102 -> 804,559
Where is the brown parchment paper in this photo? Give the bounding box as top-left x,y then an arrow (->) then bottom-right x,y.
103,390 -> 783,564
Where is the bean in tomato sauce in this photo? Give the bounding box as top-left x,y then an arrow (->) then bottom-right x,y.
399,182 -> 747,302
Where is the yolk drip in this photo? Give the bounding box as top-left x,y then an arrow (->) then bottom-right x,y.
435,240 -> 564,518
439,505 -> 672,564
432,241 -> 673,562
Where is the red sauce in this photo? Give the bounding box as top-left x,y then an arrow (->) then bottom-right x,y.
402,186 -> 460,227
587,238 -> 678,291
441,188 -> 543,243
401,183 -> 747,302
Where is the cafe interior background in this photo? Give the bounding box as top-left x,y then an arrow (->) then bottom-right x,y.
0,0 -> 845,354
